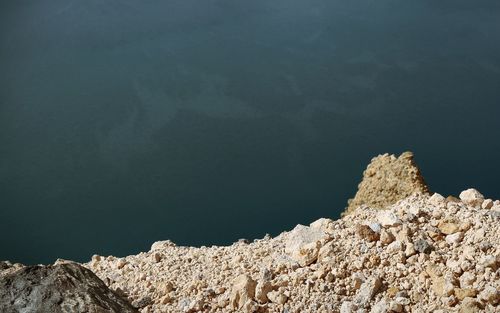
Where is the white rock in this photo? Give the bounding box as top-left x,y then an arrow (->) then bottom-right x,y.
408,206 -> 422,216
285,224 -> 327,266
405,242 -> 416,257
389,301 -> 403,312
459,188 -> 484,207
445,232 -> 464,245
480,255 -> 498,269
310,218 -> 335,233
429,193 -> 446,206
242,300 -> 259,313
377,211 -> 402,227
395,296 -> 411,306
369,223 -> 382,233
482,199 -> 494,210
478,285 -> 499,305
371,299 -> 389,313
340,301 -> 356,313
354,276 -> 382,308
267,290 -> 288,305
387,241 -> 403,253
150,240 -> 176,251
459,272 -> 476,288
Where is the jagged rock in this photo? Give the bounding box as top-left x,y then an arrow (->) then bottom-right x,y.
355,224 -> 380,242
344,152 -> 429,215
478,285 -> 499,305
354,276 -> 382,308
459,188 -> 484,207
2,158 -> 493,313
284,224 -> 328,267
255,280 -> 274,303
229,274 -> 257,309
482,199 -> 494,210
0,262 -> 138,313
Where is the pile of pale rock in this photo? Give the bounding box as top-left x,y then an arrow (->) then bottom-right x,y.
85,188 -> 499,313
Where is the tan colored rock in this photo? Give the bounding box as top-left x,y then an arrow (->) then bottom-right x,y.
344,152 -> 429,215
267,290 -> 288,305
480,255 -> 498,270
445,232 -> 464,245
380,229 -> 395,245
482,199 -> 494,210
437,221 -> 460,235
429,193 -> 446,206
242,300 -> 258,313
454,288 -> 477,301
229,274 -> 257,309
355,224 -> 379,242
458,298 -> 482,313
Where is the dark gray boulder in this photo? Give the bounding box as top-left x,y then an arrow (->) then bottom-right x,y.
0,261 -> 138,313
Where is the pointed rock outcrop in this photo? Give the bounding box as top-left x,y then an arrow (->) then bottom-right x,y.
344,151 -> 429,215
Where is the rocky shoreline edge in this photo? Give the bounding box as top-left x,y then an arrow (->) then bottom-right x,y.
1,153 -> 499,313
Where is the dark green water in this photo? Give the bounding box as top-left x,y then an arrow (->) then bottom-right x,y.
1,0 -> 499,264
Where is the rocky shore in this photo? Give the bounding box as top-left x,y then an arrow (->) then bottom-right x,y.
1,153 -> 499,313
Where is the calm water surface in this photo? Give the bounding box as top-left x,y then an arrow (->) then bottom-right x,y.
1,0 -> 500,264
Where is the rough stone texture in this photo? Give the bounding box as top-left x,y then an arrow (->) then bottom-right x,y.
344,151 -> 429,215
66,190 -> 498,313
1,178 -> 499,312
0,262 -> 138,313
460,188 -> 485,207
229,274 -> 257,310
283,224 -> 330,267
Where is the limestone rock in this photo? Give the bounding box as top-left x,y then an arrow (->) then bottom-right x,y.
7,175 -> 491,313
482,199 -> 494,210
344,152 -> 429,215
340,301 -> 356,313
454,288 -> 477,301
377,211 -> 402,227
437,221 -> 460,235
0,262 -> 138,313
150,240 -> 176,251
284,224 -> 328,266
354,276 -> 382,308
380,229 -> 395,245
459,188 -> 484,207
478,285 -> 499,305
255,280 -> 274,303
229,274 -> 257,309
